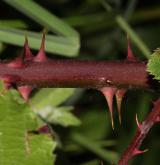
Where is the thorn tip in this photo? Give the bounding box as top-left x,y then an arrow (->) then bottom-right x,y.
127,35 -> 137,61
24,35 -> 33,60
115,89 -> 126,125
18,85 -> 33,102
34,32 -> 48,62
100,87 -> 117,130
132,148 -> 148,156
136,114 -> 142,130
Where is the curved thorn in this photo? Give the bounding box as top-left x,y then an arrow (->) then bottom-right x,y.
132,148 -> 149,157
115,88 -> 127,124
100,87 -> 117,129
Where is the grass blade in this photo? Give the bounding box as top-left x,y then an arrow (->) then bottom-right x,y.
0,28 -> 79,57
3,0 -> 79,39
0,20 -> 27,28
116,15 -> 151,58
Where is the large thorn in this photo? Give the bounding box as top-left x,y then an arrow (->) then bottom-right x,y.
127,35 -> 137,61
100,87 -> 117,129
17,85 -> 33,102
115,88 -> 127,124
24,36 -> 33,61
34,32 -> 48,62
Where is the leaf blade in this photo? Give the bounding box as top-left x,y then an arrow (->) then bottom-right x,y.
3,0 -> 79,39
0,28 -> 79,56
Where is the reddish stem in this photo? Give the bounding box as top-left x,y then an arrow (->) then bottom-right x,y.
0,60 -> 152,89
118,99 -> 160,165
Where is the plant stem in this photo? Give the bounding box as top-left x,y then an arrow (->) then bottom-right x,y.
118,99 -> 160,165
0,60 -> 152,89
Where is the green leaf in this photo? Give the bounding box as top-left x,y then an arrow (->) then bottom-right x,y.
38,106 -> 81,127
2,0 -> 80,57
30,88 -> 76,111
0,82 -> 56,165
0,20 -> 27,29
0,28 -> 79,57
26,135 -> 56,165
80,160 -> 99,165
72,133 -> 119,164
147,49 -> 160,80
30,88 -> 79,127
74,109 -> 110,140
3,0 -> 79,39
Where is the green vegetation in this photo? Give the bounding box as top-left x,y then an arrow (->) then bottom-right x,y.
0,0 -> 160,165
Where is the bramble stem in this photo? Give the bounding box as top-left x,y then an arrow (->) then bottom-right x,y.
118,99 -> 160,165
0,60 -> 152,89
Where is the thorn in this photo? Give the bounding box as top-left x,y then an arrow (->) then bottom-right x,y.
17,85 -> 33,102
100,87 -> 117,129
115,88 -> 127,124
34,32 -> 48,62
132,148 -> 148,157
135,114 -> 142,130
156,115 -> 160,123
38,124 -> 50,134
4,82 -> 12,90
7,55 -> 24,69
24,35 -> 33,61
127,35 -> 137,61
0,75 -> 20,90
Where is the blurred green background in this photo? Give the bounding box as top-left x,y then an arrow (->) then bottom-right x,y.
0,0 -> 160,164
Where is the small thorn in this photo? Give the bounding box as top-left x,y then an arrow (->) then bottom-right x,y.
0,75 -> 20,90
34,32 -> 48,62
127,35 -> 137,61
18,85 -> 33,102
4,82 -> 12,90
156,115 -> 160,123
24,35 -> 33,61
38,124 -> 50,134
100,87 -> 117,129
115,88 -> 127,124
132,148 -> 148,157
7,55 -> 24,69
135,114 -> 142,130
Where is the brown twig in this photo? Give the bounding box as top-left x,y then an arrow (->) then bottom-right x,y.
0,60 -> 152,89
118,99 -> 160,165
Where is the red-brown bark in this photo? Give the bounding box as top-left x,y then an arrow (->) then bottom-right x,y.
0,60 -> 152,89
118,99 -> 160,165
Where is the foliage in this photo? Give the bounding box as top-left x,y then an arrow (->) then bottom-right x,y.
0,0 -> 160,165
0,82 -> 56,165
147,49 -> 160,80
